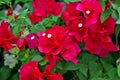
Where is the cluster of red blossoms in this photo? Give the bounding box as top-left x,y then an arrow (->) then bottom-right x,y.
0,0 -> 119,80
0,21 -> 18,52
20,61 -> 63,80
28,0 -> 64,24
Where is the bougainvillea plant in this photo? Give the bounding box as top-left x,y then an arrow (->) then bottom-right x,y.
0,0 -> 120,80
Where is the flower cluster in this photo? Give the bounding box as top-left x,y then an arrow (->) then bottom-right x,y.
0,21 -> 17,52
0,0 -> 119,80
20,61 -> 63,80
28,0 -> 63,24
38,25 -> 80,65
62,0 -> 119,57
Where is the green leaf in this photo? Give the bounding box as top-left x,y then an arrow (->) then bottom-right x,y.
0,67 -> 11,80
112,10 -> 119,20
79,64 -> 88,78
116,7 -> 120,24
100,8 -> 112,23
39,60 -> 48,66
108,68 -> 120,80
76,71 -> 87,80
64,0 -> 80,3
15,9 -> 31,26
41,15 -> 60,28
18,49 -> 30,63
0,10 -> 5,20
100,59 -> 120,79
54,61 -> 67,74
99,0 -> 105,11
100,59 -> 114,72
30,25 -> 46,34
30,54 -> 43,62
29,49 -> 44,64
56,60 -> 65,70
23,2 -> 33,10
81,52 -> 98,64
117,64 -> 120,77
10,73 -> 19,80
91,77 -> 108,80
14,0 -> 32,6
64,61 -> 80,70
21,28 -> 30,37
9,46 -> 20,55
112,0 -> 120,9
1,0 -> 11,4
89,62 -> 103,79
11,26 -> 20,37
100,54 -> 114,64
116,18 -> 120,24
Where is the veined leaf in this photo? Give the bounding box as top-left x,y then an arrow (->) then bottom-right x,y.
100,7 -> 112,23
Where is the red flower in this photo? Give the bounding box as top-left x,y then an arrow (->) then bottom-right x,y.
0,21 -> 17,52
16,38 -> 25,50
47,72 -> 63,80
62,2 -> 80,25
44,54 -> 59,67
43,65 -> 63,80
7,8 -> 13,16
101,35 -> 119,53
91,16 -> 116,35
19,61 -> 63,80
28,12 -> 46,24
19,61 -> 43,80
25,33 -> 38,49
76,0 -> 103,26
16,33 -> 38,50
62,2 -> 88,42
84,29 -> 119,57
32,0 -> 63,16
66,17 -> 88,42
38,25 -> 80,64
29,0 -> 63,24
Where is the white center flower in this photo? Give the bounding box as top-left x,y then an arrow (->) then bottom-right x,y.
86,10 -> 90,14
47,33 -> 52,38
78,23 -> 83,28
31,36 -> 35,40
42,33 -> 46,36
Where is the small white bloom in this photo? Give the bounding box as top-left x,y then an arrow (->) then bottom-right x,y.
86,10 -> 90,14
31,36 -> 35,40
78,23 -> 83,28
42,33 -> 46,36
47,33 -> 52,38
